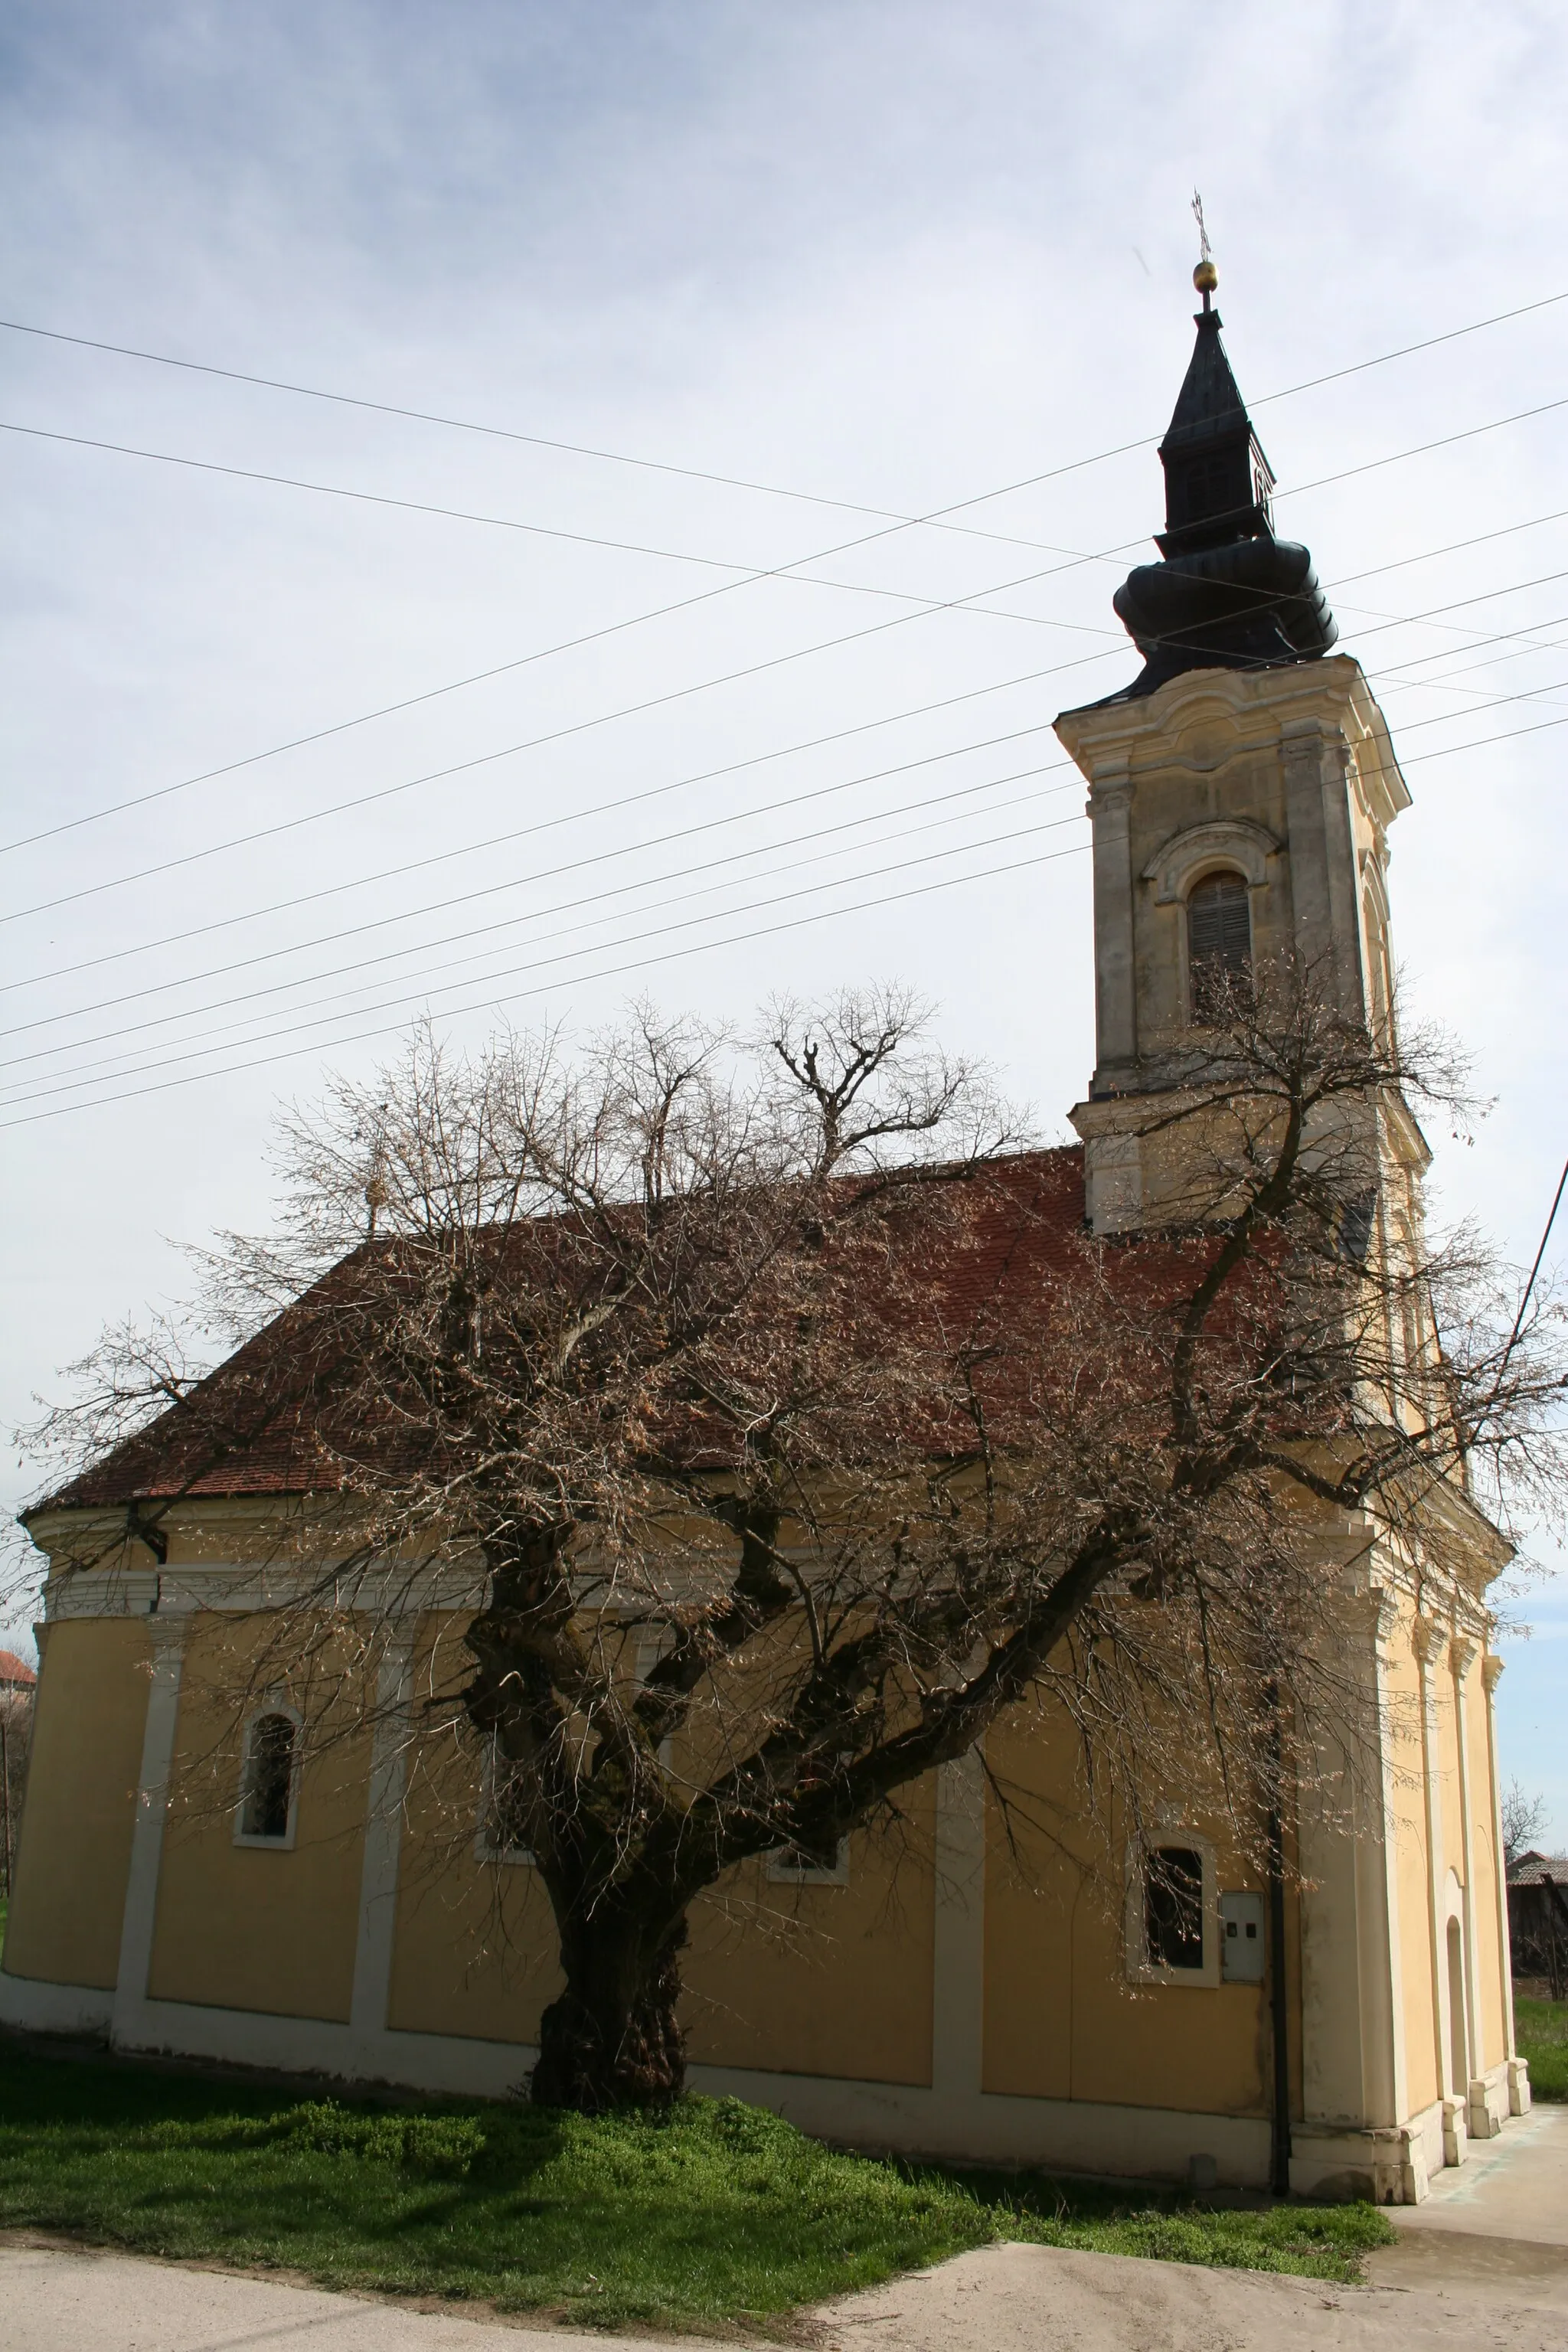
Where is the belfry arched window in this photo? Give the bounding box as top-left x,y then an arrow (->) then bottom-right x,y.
1187,870 -> 1252,1019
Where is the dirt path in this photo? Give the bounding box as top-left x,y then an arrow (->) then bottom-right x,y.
815,2236 -> 1568,2352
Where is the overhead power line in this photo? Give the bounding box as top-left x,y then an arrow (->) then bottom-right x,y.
13,607 -> 1568,1104
11,626 -> 1568,1095
5,281 -> 1563,533
11,439 -> 1568,944
5,523 -> 1567,1081
12,648 -> 1568,1115
8,381 -> 1568,596
0,829 -> 1096,1121
5,284 -> 1568,861
0,743 -> 1081,1058
15,582 -> 1568,1074
0,789 -> 1085,1094
13,657 -> 1568,1127
0,655 -> 1120,976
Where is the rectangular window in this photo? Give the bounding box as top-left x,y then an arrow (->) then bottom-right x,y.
767,1831 -> 849,1886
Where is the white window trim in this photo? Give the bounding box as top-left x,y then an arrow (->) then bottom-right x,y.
767,1835 -> 851,1887
474,1732 -> 537,1867
1125,1832 -> 1220,1988
233,1698 -> 302,1851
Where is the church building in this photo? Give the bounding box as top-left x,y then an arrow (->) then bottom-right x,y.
1,263 -> 1532,2202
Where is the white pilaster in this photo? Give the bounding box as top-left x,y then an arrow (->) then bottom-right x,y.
1450,1636 -> 1494,2138
112,1610 -> 188,2043
1369,1589 -> 1410,2133
1086,769 -> 1137,1082
348,1624 -> 416,2048
931,1746 -> 986,2098
1412,1617 -> 1457,2149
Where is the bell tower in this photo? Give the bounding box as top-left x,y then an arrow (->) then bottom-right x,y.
1058,253 -> 1414,1233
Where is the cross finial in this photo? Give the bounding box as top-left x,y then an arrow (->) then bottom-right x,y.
1191,191 -> 1218,310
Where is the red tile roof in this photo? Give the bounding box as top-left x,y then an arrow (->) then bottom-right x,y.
38,1147 -> 1128,1513
0,1649 -> 36,1687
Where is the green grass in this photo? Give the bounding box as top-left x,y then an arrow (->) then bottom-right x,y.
0,2040 -> 1392,2328
1517,1995 -> 1568,2102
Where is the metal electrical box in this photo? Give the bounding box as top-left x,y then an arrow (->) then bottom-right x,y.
1220,1890 -> 1266,1982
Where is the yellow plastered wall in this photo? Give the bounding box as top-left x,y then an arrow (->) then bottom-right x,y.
983,1710 -> 1268,2115
147,1615 -> 369,2021
684,1776 -> 936,2087
3,1617 -> 149,1989
385,1614 -> 561,2045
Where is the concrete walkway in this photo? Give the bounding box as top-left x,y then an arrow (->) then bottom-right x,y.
0,2243 -> 670,2351
1361,2102 -> 1568,2308
4,2109 -> 1566,2351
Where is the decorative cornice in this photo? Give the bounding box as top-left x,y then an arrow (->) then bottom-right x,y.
1142,816 -> 1279,903
1450,1633 -> 1479,1683
1481,1655 -> 1505,1696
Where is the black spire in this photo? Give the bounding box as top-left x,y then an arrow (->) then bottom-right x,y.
1155,308 -> 1276,556
1108,263 -> 1338,697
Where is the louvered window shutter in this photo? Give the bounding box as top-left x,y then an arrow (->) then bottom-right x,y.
1187,872 -> 1252,1015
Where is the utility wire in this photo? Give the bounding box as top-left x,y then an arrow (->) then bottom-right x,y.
10,675 -> 1568,1116
15,644 -> 1568,1105
0,655 -> 1119,988
7,482 -> 1566,871
18,596 -> 1568,1071
22,664 -> 1568,1119
0,759 -> 1079,1067
5,281 -> 1563,534
7,384 -> 1568,630
5,286 -> 1568,861
1,733 -> 1073,1038
10,528 -> 1568,1063
0,828 -> 1093,1118
14,661 -> 1568,1096
11,438 -> 1568,936
0,791 -> 1084,1095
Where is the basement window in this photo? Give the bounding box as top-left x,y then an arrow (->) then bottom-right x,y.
235,1708 -> 299,1847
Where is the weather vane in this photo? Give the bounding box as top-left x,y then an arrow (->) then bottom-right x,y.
1191,190 -> 1218,309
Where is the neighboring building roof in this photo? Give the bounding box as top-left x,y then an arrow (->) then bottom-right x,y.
34,1146 -> 1099,1514
0,1648 -> 37,1688
1508,1851 -> 1568,1885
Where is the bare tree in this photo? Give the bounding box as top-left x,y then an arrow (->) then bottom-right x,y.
17,971 -> 1568,2111
1501,1779 -> 1553,1868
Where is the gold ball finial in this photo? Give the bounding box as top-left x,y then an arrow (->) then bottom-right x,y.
1193,257 -> 1218,296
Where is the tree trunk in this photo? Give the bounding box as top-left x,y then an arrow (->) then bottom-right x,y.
531,1909 -> 688,2111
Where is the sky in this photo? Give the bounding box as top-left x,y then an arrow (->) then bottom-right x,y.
2,0 -> 1566,1834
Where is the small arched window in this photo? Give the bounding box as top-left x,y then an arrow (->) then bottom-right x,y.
1145,1844 -> 1206,1971
238,1711 -> 297,1843
1187,870 -> 1252,1019
475,1732 -> 535,1864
